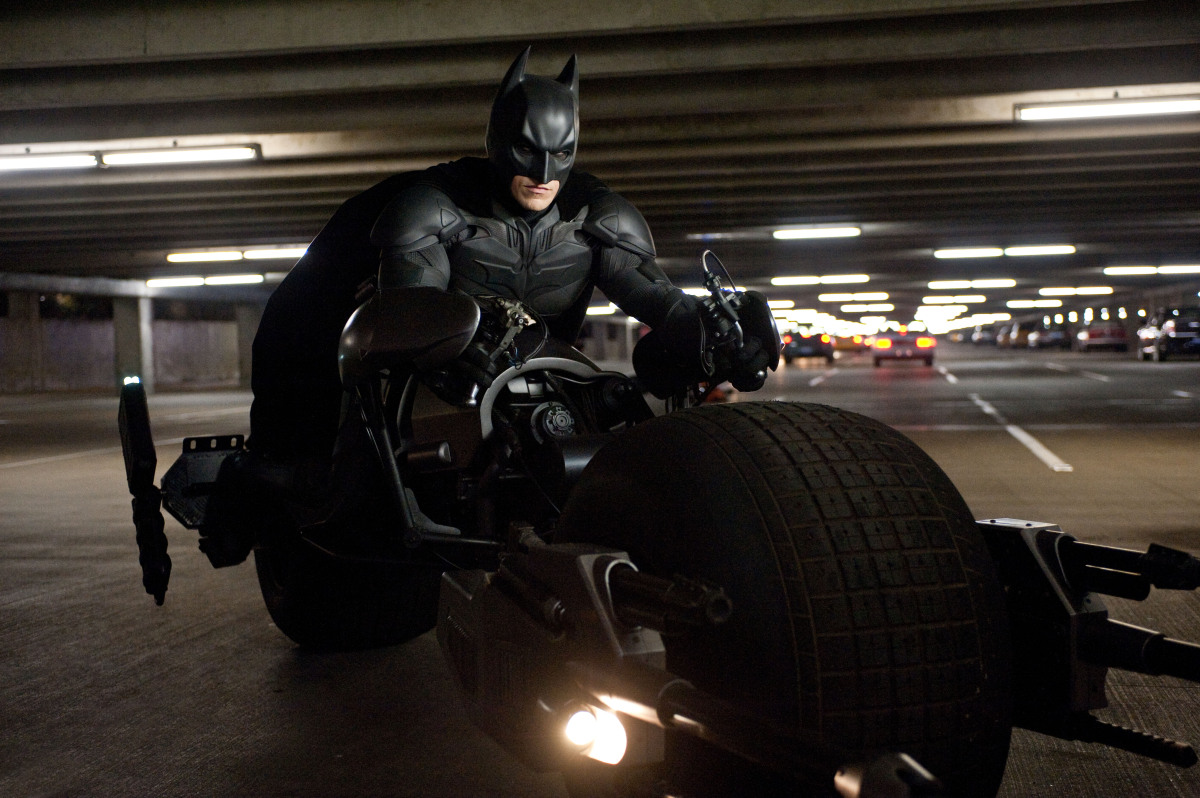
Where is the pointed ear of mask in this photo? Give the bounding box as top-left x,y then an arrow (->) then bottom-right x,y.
556,55 -> 579,96
499,46 -> 531,98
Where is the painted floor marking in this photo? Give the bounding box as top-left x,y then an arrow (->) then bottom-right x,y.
0,437 -> 186,470
968,393 -> 1073,472
1174,390 -> 1194,399
1045,362 -> 1110,382
808,367 -> 838,387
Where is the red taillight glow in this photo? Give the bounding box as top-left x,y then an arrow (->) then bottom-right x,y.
874,338 -> 893,349
915,337 -> 936,348
853,335 -> 863,344
782,334 -> 793,344
820,334 -> 831,344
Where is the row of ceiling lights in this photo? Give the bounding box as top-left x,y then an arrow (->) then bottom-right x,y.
5,93 -> 1197,172
0,146 -> 259,171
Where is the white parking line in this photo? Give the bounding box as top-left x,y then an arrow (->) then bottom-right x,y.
808,368 -> 838,387
1004,425 -> 1075,472
935,366 -> 958,384
159,406 -> 251,422
0,437 -> 186,470
968,393 -> 1073,472
1044,362 -> 1109,382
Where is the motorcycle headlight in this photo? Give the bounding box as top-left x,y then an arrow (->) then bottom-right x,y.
564,705 -> 627,765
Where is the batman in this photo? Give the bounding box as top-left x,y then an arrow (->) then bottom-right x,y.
249,47 -> 772,459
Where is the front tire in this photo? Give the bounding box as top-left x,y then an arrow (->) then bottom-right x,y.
254,533 -> 443,651
556,401 -> 1012,797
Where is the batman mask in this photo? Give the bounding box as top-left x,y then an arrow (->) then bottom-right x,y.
486,47 -> 579,188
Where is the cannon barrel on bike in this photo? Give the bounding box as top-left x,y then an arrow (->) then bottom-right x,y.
606,563 -> 732,634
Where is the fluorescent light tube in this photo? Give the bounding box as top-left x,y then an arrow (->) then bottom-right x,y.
818,274 -> 870,284
167,251 -> 244,263
773,226 -> 860,240
102,146 -> 257,166
146,276 -> 205,288
1103,266 -> 1157,276
934,248 -> 1003,259
924,295 -> 987,304
242,247 -> 308,260
1008,299 -> 1063,308
1017,97 -> 1200,121
1005,245 -> 1075,257
928,279 -> 1016,290
1158,265 -> 1200,274
0,153 -> 98,171
204,274 -> 264,285
770,275 -> 820,286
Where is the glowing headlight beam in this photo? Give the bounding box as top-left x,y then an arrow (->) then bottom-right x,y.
564,707 -> 627,765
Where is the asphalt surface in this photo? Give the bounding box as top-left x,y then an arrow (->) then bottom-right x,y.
2,342 -> 1198,797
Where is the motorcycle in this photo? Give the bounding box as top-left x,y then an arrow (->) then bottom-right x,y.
119,253 -> 1200,798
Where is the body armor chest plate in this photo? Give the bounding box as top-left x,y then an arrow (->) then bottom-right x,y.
447,203 -> 594,318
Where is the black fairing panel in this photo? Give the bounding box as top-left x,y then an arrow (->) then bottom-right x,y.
338,287 -> 481,384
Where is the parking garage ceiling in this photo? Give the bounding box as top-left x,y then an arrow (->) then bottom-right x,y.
2,0 -> 1198,324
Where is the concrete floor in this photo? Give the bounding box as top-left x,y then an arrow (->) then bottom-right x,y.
3,346 -> 1199,797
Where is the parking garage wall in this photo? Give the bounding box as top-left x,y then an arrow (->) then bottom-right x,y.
0,305 -> 241,392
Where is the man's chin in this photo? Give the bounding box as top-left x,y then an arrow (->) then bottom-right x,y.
516,190 -> 557,212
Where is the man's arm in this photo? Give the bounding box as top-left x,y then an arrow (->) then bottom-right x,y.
587,193 -> 777,394
369,183 -> 467,289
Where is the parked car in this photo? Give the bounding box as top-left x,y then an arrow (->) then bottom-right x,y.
782,329 -> 835,364
1027,320 -> 1073,349
1136,307 -> 1200,361
1005,320 -> 1036,348
1074,320 -> 1128,352
971,324 -> 999,345
835,333 -> 869,352
872,329 -> 937,367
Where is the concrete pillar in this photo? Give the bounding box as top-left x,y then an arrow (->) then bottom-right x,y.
234,303 -> 263,389
113,296 -> 155,392
1,291 -> 44,392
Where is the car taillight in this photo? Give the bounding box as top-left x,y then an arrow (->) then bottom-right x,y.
875,338 -> 893,350
782,334 -> 793,344
915,337 -> 936,348
820,334 -> 831,344
853,335 -> 863,344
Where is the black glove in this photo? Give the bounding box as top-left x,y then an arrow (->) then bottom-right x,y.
632,295 -> 710,398
713,333 -> 771,392
708,290 -> 780,393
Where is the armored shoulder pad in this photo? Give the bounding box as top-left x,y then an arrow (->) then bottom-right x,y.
583,192 -> 656,259
370,183 -> 469,252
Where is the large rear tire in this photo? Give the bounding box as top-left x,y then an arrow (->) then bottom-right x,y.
555,401 -> 1012,797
